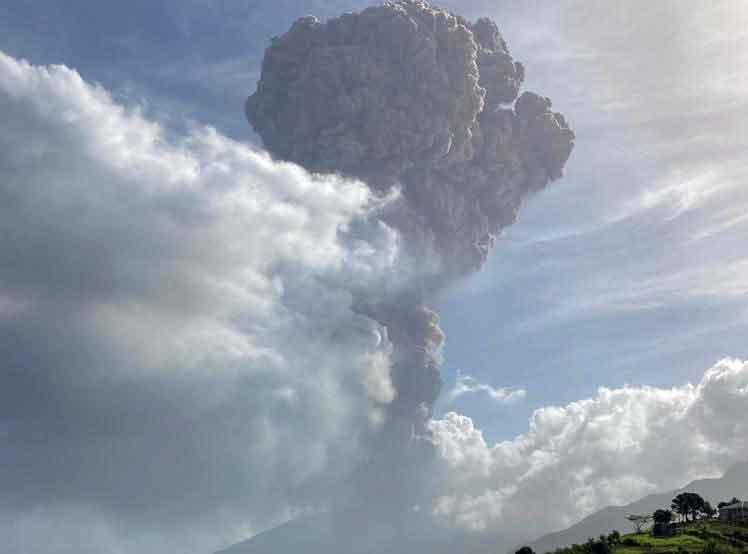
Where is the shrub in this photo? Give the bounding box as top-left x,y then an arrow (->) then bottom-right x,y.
606,531 -> 621,546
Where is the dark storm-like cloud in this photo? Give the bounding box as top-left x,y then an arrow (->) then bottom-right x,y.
247,0 -> 574,273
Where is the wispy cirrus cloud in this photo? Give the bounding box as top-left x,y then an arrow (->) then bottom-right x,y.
448,373 -> 527,405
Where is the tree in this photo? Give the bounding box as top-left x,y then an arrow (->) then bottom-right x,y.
626,514 -> 652,534
672,493 -> 690,522
589,537 -> 611,554
703,502 -> 717,519
516,546 -> 536,554
688,493 -> 706,521
671,492 -> 706,522
653,509 -> 673,525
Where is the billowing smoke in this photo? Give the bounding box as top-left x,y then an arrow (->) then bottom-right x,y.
247,0 -> 574,274
247,0 -> 574,525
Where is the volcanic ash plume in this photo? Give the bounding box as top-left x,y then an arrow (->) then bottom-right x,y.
247,0 -> 574,275
247,0 -> 574,518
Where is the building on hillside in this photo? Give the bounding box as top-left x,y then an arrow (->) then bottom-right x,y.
719,501 -> 748,524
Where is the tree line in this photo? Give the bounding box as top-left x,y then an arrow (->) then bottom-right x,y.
513,494 -> 743,554
627,493 -> 742,531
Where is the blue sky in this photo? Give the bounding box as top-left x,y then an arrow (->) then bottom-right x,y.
434,0 -> 748,440
3,1 -> 746,448
0,1 -> 364,139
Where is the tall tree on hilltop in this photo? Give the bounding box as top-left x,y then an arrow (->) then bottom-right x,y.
688,493 -> 706,521
672,493 -> 690,522
672,492 -> 706,522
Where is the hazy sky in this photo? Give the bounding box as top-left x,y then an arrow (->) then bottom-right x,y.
1,2 -> 747,554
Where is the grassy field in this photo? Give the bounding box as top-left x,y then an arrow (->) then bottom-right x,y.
614,521 -> 748,553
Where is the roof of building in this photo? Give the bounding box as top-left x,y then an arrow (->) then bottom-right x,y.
720,501 -> 748,511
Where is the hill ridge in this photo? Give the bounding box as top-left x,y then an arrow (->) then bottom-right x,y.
526,462 -> 748,553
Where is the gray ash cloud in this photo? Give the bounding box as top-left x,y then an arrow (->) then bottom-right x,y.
247,0 -> 574,274
247,0 -> 573,524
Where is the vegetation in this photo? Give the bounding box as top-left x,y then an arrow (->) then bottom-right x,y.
654,510 -> 673,525
531,521 -> 748,554
515,493 -> 748,554
672,493 -> 707,523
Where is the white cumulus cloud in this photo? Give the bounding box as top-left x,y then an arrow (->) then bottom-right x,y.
429,358 -> 748,539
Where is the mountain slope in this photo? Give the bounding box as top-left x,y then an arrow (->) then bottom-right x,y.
214,510 -> 517,554
527,462 -> 748,553
214,463 -> 748,554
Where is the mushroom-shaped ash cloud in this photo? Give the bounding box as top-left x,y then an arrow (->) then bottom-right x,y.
247,0 -> 574,274
246,0 -> 574,525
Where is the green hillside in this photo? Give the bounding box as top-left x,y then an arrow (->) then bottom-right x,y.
615,522 -> 748,553
541,521 -> 748,554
